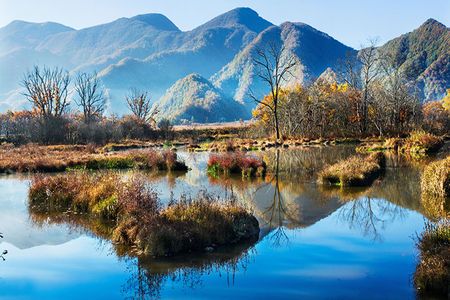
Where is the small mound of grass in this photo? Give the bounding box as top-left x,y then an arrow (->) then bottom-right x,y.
207,152 -> 266,178
318,152 -> 385,187
421,156 -> 450,219
414,220 -> 450,296
28,173 -> 259,257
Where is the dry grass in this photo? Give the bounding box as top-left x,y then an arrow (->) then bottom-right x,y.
421,155 -> 450,219
207,152 -> 266,178
0,144 -> 187,173
28,173 -> 259,257
318,152 -> 385,187
356,131 -> 444,156
414,220 -> 450,296
401,130 -> 444,154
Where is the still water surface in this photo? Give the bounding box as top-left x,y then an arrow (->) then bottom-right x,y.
0,147 -> 432,299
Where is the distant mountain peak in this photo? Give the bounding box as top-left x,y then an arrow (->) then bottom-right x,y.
195,7 -> 273,33
130,13 -> 180,31
154,73 -> 248,123
1,20 -> 74,32
419,18 -> 447,30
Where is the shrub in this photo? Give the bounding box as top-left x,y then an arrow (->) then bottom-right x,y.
414,220 -> 450,296
318,152 -> 385,187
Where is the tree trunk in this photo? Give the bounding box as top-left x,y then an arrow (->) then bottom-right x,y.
274,110 -> 280,141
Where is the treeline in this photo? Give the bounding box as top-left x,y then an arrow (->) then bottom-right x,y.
0,66 -> 173,144
252,83 -> 449,138
251,41 -> 450,139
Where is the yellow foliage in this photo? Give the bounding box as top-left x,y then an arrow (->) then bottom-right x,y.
442,89 -> 450,111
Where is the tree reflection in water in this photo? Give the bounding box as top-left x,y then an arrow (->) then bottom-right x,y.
337,196 -> 407,241
259,149 -> 304,247
122,242 -> 255,299
0,232 -> 7,261
333,165 -> 421,240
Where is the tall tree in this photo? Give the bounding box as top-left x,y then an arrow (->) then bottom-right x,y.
21,66 -> 70,143
74,72 -> 106,124
21,66 -> 70,118
250,41 -> 298,141
358,39 -> 381,134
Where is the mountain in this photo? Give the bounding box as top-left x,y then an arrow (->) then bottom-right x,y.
211,22 -> 356,110
377,18 -> 449,101
0,20 -> 73,54
0,8 -> 448,122
99,7 -> 273,113
154,73 -> 248,123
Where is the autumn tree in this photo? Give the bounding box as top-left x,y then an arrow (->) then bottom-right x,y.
422,90 -> 450,134
442,89 -> 450,111
250,42 -> 298,141
74,72 -> 106,124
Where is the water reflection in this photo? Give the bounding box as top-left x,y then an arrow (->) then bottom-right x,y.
0,146 -> 443,299
123,242 -> 255,299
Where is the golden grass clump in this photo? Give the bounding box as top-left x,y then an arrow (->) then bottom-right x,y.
420,155 -> 450,219
318,152 -> 385,187
28,173 -> 259,257
414,220 -> 450,296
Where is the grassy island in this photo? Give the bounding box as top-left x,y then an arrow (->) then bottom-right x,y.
318,152 -> 385,187
28,172 -> 260,257
0,144 -> 187,173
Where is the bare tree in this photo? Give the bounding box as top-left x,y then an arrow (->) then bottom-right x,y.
338,40 -> 381,135
249,41 -> 298,141
378,52 -> 420,133
358,39 -> 382,134
74,72 -> 106,124
126,89 -> 158,124
21,66 -> 70,118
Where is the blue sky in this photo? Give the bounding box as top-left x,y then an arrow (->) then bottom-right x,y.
0,0 -> 448,48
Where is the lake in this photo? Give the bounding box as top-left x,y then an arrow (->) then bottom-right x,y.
0,146 -> 437,299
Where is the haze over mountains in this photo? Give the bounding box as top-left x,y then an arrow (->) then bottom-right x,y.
0,7 -> 448,123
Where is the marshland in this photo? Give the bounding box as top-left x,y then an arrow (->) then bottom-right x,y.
0,139 -> 449,299
1,2 -> 450,299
